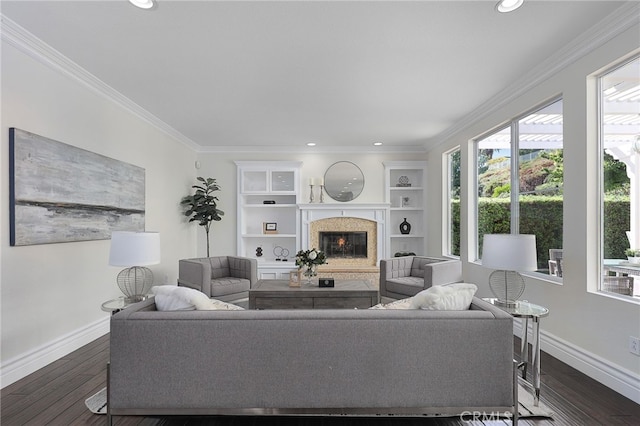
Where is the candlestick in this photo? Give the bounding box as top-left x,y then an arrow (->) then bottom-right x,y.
309,184 -> 315,203
319,185 -> 325,203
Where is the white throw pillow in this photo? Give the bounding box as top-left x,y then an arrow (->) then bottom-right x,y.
151,285 -> 244,311
410,283 -> 478,310
151,285 -> 196,311
369,298 -> 413,310
192,295 -> 245,311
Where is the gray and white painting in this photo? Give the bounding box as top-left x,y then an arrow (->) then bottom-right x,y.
9,128 -> 145,246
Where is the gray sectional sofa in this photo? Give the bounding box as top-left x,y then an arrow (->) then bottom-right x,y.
107,297 -> 518,424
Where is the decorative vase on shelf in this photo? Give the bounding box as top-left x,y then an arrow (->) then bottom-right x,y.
399,218 -> 411,235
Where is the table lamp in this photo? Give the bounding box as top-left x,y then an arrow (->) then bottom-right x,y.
109,231 -> 160,303
482,234 -> 537,307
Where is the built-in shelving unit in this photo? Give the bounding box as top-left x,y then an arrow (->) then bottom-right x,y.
383,161 -> 427,256
236,161 -> 302,279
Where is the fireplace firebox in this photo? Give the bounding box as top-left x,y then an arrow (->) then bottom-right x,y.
319,232 -> 367,259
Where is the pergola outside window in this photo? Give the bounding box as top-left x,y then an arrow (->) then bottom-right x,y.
600,56 -> 639,298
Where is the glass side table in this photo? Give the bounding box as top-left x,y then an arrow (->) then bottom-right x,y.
483,298 -> 549,406
101,296 -> 151,315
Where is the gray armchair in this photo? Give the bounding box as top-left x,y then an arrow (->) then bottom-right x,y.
379,256 -> 463,299
178,256 -> 258,302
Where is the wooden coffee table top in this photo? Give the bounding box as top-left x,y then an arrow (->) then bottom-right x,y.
249,279 -> 378,309
252,279 -> 375,294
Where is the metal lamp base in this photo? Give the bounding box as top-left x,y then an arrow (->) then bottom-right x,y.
117,266 -> 153,302
493,298 -> 518,307
124,295 -> 148,304
489,270 -> 525,307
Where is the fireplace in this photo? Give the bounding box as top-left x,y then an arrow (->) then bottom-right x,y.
299,204 -> 388,282
319,231 -> 367,259
306,216 -> 380,268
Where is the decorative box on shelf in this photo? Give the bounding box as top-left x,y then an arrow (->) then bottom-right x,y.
263,222 -> 278,234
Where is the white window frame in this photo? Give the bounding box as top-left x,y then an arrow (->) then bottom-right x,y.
596,54 -> 639,300
473,96 -> 564,283
443,146 -> 461,258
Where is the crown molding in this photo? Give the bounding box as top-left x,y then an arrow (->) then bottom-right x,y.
197,144 -> 428,154
429,1 -> 640,147
0,14 -> 201,152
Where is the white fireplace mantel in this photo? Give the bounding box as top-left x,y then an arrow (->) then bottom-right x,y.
299,203 -> 390,264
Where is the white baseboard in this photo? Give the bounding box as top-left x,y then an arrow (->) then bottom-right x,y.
513,319 -> 640,405
1,316 -> 110,389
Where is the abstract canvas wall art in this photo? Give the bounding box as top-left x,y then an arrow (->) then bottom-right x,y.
9,128 -> 145,246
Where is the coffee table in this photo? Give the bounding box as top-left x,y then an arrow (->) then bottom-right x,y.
249,279 -> 378,310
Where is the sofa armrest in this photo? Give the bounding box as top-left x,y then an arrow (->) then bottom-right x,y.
178,259 -> 212,295
227,256 -> 258,287
423,259 -> 462,288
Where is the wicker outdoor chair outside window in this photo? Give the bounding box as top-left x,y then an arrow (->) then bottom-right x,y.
602,276 -> 634,296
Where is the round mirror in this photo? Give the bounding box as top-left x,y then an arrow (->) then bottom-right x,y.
323,161 -> 364,202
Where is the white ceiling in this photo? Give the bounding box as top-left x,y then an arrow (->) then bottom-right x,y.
0,0 -> 632,152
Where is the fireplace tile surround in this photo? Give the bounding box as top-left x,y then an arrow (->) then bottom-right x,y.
300,204 -> 388,283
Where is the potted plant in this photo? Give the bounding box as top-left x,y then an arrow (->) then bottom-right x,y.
181,177 -> 224,257
624,248 -> 640,264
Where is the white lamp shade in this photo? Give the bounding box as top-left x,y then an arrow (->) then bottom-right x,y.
482,234 -> 537,271
109,231 -> 160,267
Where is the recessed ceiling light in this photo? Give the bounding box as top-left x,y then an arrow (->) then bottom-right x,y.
306,142 -> 316,147
373,142 -> 383,146
496,0 -> 524,13
129,0 -> 155,10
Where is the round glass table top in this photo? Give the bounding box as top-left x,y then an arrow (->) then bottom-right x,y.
101,295 -> 151,313
482,298 -> 549,318
101,297 -> 128,313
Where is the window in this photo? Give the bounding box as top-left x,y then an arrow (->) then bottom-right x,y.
476,98 -> 564,276
445,148 -> 461,256
599,56 -> 639,297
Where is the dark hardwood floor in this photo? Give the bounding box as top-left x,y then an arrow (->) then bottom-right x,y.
2,334 -> 639,426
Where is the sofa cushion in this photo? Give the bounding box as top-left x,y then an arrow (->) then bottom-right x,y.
210,277 -> 251,297
385,276 -> 424,297
209,256 -> 231,279
410,283 -> 478,310
151,285 -> 244,311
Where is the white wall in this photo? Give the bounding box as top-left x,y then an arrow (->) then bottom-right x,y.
0,38 -> 198,386
427,24 -> 640,402
195,152 -> 423,257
